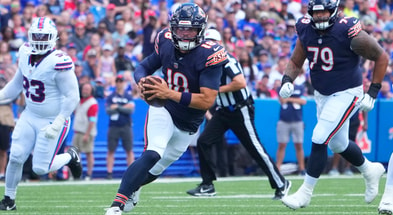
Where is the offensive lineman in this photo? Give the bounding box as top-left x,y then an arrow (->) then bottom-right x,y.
279,0 -> 388,210
105,3 -> 228,214
0,17 -> 82,210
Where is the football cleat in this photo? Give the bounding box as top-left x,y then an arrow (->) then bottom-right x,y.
363,162 -> 385,203
379,202 -> 393,215
67,146 -> 82,179
0,196 -> 16,211
105,206 -> 122,215
123,188 -> 141,213
186,184 -> 216,197
273,180 -> 292,200
281,184 -> 312,210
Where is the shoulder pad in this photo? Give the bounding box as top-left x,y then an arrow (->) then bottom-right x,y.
53,50 -> 74,71
155,28 -> 172,54
336,17 -> 362,38
18,42 -> 31,56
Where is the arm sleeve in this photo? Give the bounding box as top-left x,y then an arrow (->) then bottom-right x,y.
0,69 -> 23,105
55,69 -> 80,118
134,52 -> 162,83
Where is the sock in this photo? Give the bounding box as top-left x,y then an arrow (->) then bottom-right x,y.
356,159 -> 371,173
111,193 -> 128,210
111,150 -> 160,208
339,140 -> 365,166
306,143 -> 328,178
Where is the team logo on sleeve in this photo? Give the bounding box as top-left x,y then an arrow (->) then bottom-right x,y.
206,49 -> 227,67
348,21 -> 362,38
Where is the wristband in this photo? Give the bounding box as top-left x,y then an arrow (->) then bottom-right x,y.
367,83 -> 381,99
179,92 -> 192,106
281,75 -> 293,86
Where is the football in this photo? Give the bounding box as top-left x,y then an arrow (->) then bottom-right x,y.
142,76 -> 167,107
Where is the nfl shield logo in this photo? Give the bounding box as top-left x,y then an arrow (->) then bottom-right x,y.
174,63 -> 178,69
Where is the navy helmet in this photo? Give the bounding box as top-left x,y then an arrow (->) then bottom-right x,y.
308,0 -> 340,30
169,3 -> 208,51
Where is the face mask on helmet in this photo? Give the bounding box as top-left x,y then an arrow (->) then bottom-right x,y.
170,3 -> 207,51
308,0 -> 340,30
28,17 -> 58,55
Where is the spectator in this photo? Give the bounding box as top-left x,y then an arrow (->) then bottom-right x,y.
276,83 -> 307,175
72,82 -> 99,180
222,27 -> 236,56
269,56 -> 288,89
97,20 -> 111,45
81,49 -> 99,79
277,0 -> 296,22
57,31 -> 70,50
69,21 -> 90,55
9,13 -> 27,41
123,39 -> 141,70
112,18 -> 130,50
66,43 -> 78,63
85,13 -> 98,36
100,3 -> 117,33
83,32 -> 103,62
238,49 -> 258,95
97,43 -> 117,86
105,74 -> 135,180
142,14 -> 158,58
114,45 -> 134,74
256,74 -> 277,98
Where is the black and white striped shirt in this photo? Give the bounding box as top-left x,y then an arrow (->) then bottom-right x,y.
216,53 -> 251,108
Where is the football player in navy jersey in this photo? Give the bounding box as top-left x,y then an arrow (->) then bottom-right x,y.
105,3 -> 228,215
278,0 -> 388,210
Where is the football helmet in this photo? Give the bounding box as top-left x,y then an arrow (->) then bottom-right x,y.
169,3 -> 207,51
308,0 -> 340,30
28,17 -> 58,55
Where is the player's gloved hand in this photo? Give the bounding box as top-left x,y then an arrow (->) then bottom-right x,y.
279,75 -> 294,98
44,115 -> 66,139
359,83 -> 381,112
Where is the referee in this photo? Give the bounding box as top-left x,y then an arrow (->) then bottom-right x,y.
186,29 -> 291,200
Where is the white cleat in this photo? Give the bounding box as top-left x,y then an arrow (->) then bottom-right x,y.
379,188 -> 393,215
363,162 -> 385,203
281,184 -> 312,210
105,206 -> 122,215
123,188 -> 141,213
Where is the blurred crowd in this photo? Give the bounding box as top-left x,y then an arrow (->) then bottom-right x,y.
0,0 -> 393,99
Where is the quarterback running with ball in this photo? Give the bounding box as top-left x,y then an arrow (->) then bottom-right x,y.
105,3 -> 228,214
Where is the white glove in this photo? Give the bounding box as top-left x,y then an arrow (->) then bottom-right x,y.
44,115 -> 66,139
359,93 -> 375,112
279,82 -> 294,98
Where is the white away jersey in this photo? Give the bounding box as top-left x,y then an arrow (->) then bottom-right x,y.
18,43 -> 75,118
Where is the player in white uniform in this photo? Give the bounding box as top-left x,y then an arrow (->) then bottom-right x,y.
0,17 -> 82,211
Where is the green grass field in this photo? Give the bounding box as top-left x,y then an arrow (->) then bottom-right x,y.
0,175 -> 386,214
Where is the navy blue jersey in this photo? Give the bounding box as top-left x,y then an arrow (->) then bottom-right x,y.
296,16 -> 363,95
134,28 -> 228,132
279,84 -> 305,122
106,91 -> 133,127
